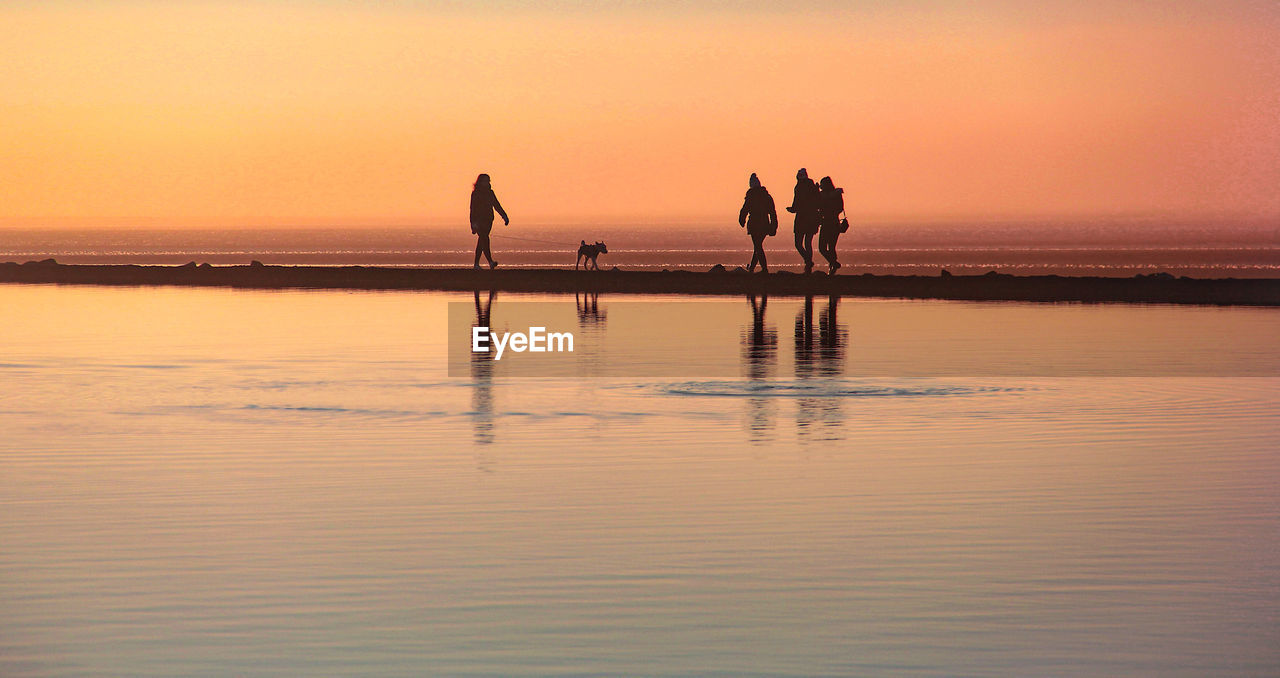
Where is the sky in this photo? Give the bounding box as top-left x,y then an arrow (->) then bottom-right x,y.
1,0 -> 1277,227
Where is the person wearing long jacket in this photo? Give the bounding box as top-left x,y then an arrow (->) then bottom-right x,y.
786,168 -> 821,273
470,173 -> 509,269
816,175 -> 845,274
739,173 -> 778,273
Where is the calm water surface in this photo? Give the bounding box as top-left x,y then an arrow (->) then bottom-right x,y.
1,284 -> 1277,676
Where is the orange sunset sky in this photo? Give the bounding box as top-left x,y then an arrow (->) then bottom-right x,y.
2,1 -> 1277,228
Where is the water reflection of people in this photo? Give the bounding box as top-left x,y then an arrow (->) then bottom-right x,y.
471,289 -> 496,445
742,294 -> 777,440
794,295 -> 847,437
817,295 -> 846,372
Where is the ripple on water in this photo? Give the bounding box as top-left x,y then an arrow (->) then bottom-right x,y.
653,380 -> 1027,399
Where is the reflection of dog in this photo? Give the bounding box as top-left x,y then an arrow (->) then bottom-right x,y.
576,240 -> 608,270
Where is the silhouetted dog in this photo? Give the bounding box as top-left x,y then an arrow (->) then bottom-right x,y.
576,241 -> 608,270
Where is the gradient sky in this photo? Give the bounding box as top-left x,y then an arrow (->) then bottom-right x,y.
2,1 -> 1277,227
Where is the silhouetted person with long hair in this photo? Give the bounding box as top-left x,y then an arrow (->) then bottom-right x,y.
738,173 -> 777,273
470,173 -> 509,269
816,176 -> 845,274
786,168 -> 820,273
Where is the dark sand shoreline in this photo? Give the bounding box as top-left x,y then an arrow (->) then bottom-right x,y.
3,260 -> 1278,305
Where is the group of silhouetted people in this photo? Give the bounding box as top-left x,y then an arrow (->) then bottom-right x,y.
738,169 -> 846,274
470,170 -> 845,273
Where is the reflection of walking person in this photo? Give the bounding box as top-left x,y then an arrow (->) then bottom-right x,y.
471,289 -> 496,445
817,176 -> 845,274
787,168 -> 820,273
739,173 -> 777,273
470,173 -> 509,269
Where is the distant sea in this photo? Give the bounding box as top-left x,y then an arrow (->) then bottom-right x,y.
2,218 -> 1277,276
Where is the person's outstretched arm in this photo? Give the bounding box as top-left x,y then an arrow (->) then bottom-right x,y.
493,195 -> 509,225
766,194 -> 778,230
739,197 -> 750,227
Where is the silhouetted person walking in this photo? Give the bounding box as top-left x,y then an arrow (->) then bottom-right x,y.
739,173 -> 778,273
817,176 -> 845,274
470,173 -> 509,269
786,168 -> 820,273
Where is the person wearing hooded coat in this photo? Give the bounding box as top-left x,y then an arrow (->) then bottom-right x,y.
739,173 -> 778,273
786,168 -> 821,273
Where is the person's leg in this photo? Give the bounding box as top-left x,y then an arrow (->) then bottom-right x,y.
817,231 -> 833,266
802,233 -> 814,272
477,229 -> 494,267
794,230 -> 806,264
753,232 -> 768,272
828,233 -> 840,272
